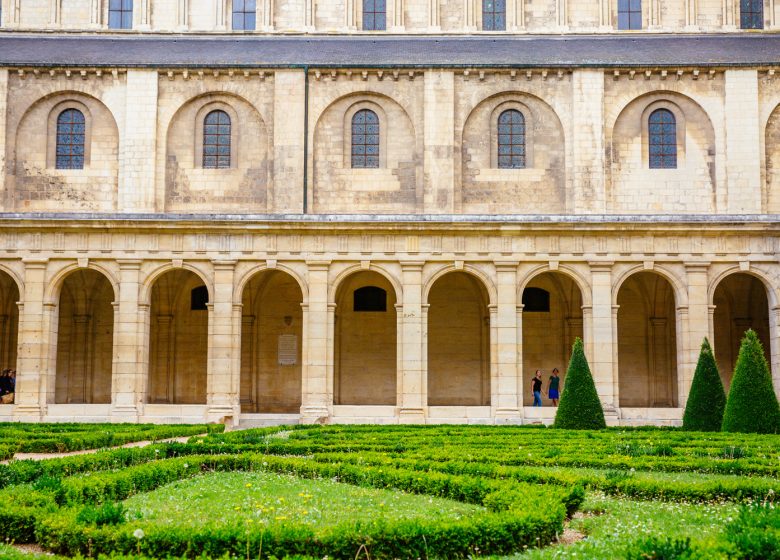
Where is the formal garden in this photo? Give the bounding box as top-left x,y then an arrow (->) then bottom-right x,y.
0,332 -> 779,559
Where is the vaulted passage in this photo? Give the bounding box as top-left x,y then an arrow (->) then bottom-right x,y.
521,272 -> 584,406
148,270 -> 208,404
240,270 -> 303,413
713,273 -> 771,389
427,272 -> 490,406
54,269 -> 114,404
335,271 -> 397,405
617,272 -> 678,407
0,272 -> 19,376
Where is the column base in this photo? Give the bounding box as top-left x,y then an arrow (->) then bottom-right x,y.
12,404 -> 44,421
398,407 -> 426,424
206,404 -> 239,427
603,404 -> 621,426
110,405 -> 139,423
493,408 -> 523,424
300,404 -> 331,424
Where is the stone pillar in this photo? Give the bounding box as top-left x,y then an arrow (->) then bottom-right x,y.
724,70 -> 762,213
571,70 -> 606,213
390,0 -> 404,30
111,259 -> 143,420
398,262 -> 425,422
261,0 -> 274,29
508,0 -> 524,29
119,70 -> 158,212
137,0 -> 152,29
428,0 -> 440,29
207,260 -> 238,423
0,69 -> 8,202
681,263 -> 710,408
588,262 -> 618,414
423,71 -> 455,213
494,263 -> 520,422
274,70 -> 306,213
771,305 -> 780,400
13,259 -> 48,419
300,261 -> 331,421
177,0 -> 189,29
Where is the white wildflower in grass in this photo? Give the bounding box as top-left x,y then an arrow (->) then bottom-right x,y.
133,528 -> 145,539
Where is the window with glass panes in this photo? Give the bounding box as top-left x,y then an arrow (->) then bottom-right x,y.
351,109 -> 380,168
482,0 -> 506,30
203,110 -> 231,169
648,109 -> 677,169
56,109 -> 86,170
497,109 -> 526,169
108,0 -> 133,29
362,0 -> 386,30
233,0 -> 257,30
740,0 -> 764,29
617,0 -> 641,29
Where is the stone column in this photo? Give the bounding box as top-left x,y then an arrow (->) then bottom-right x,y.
428,0 -> 440,29
494,263 -> 520,422
588,262 -> 618,415
274,71 -> 306,213
13,259 -> 48,419
207,260 -> 238,423
137,0 -> 151,29
111,259 -> 143,420
771,305 -> 780,400
119,70 -> 158,212
0,69 -> 8,200
423,71 -> 455,213
300,261 -> 331,422
571,70 -> 606,213
681,263 -> 710,408
177,0 -> 190,29
398,261 -> 425,422
724,70 -> 762,213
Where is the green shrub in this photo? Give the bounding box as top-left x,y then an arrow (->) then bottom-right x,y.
725,503 -> 780,559
554,337 -> 606,430
722,330 -> 780,434
76,502 -> 127,526
683,338 -> 727,432
625,537 -> 701,560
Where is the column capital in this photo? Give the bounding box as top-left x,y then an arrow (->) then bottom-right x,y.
588,261 -> 614,273
306,260 -> 332,271
494,261 -> 520,271
22,257 -> 48,268
683,261 -> 711,273
400,260 -> 426,270
117,259 -> 143,270
211,259 -> 237,270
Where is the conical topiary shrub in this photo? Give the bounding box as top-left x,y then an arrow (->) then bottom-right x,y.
682,337 -> 726,432
722,329 -> 780,434
554,337 -> 606,430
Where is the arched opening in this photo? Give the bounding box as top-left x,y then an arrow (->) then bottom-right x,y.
0,272 -> 20,386
148,270 -> 208,404
521,272 -> 584,406
240,270 -> 303,413
335,271 -> 397,405
427,271 -> 490,406
54,269 -> 114,404
617,271 -> 678,407
713,273 -> 771,390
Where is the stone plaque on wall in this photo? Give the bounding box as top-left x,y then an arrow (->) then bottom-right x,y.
278,334 -> 298,366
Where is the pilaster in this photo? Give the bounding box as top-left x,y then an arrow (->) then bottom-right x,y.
137,0 -> 152,29
300,261 -> 331,421
13,259 -> 48,419
207,260 -> 238,423
571,70 -> 606,213
494,263 -> 521,422
724,69 -> 762,213
398,261 -> 425,422
588,262 -> 618,413
423,70 -> 455,213
111,260 -> 143,420
681,263 -> 710,408
119,70 -> 158,212
275,70 -> 306,213
0,69 -> 7,204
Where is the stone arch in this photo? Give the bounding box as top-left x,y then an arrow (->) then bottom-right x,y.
608,91 -> 716,214
764,103 -> 780,212
333,270 -> 398,405
53,268 -> 114,404
0,269 -> 21,378
712,271 -> 772,389
427,271 -> 491,406
312,92 -> 420,214
460,91 -> 566,214
164,91 -> 269,213
423,264 -> 497,306
147,269 -> 209,405
616,271 -> 679,408
45,261 -> 119,305
517,264 -> 592,307
329,263 -> 403,306
612,264 -> 688,308
140,263 -> 213,306
234,263 -> 308,304
239,269 -> 304,414
520,270 -> 585,406
11,90 -> 119,212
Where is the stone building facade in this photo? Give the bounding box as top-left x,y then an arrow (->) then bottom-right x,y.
0,1 -> 779,426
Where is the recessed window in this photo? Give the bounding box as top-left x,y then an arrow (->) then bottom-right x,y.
483,0 -> 506,30
233,0 -> 257,30
56,109 -> 86,170
740,0 -> 764,29
191,286 -> 209,311
362,0 -> 386,30
648,108 -> 677,169
353,286 -> 387,312
497,109 -> 526,169
203,110 -> 231,169
522,288 -> 550,312
617,0 -> 641,29
351,109 -> 380,168
108,0 -> 133,29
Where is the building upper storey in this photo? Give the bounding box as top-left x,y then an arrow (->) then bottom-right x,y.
0,0 -> 778,34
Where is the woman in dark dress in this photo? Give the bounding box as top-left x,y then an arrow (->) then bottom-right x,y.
548,368 -> 561,406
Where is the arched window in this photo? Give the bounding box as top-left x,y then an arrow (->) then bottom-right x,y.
617,0 -> 641,29
233,0 -> 257,30
740,0 -> 764,29
55,109 -> 86,170
497,109 -> 526,169
362,0 -> 386,30
351,109 -> 380,168
203,110 -> 231,169
648,108 -> 677,169
108,0 -> 133,29
483,0 -> 506,30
